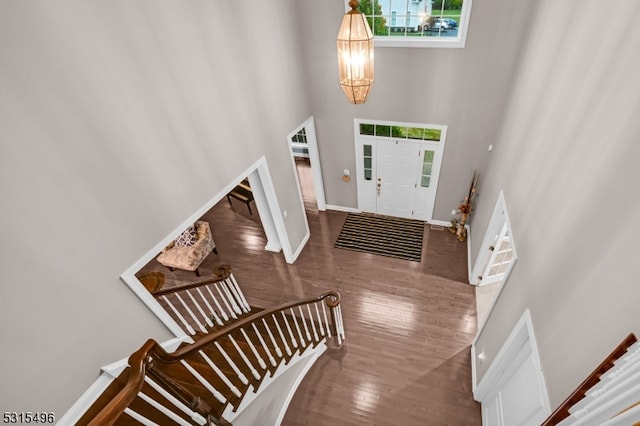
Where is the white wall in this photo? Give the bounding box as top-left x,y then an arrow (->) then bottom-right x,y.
472,0 -> 640,407
0,0 -> 311,415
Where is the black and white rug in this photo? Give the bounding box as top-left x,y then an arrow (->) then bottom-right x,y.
334,213 -> 425,262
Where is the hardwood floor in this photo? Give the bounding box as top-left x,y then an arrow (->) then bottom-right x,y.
137,158 -> 481,425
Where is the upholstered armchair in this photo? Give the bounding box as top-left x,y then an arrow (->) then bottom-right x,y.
156,221 -> 217,276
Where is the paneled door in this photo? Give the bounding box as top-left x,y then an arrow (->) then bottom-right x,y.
377,140 -> 422,218
477,311 -> 550,426
356,135 -> 444,221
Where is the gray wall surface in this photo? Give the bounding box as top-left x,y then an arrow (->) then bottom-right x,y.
2,0 -> 639,418
0,0 -> 311,415
470,0 -> 640,406
299,0 -> 536,219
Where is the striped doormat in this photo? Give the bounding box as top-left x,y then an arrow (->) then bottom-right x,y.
334,213 -> 425,262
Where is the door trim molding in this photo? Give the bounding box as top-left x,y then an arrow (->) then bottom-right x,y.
471,191 -> 516,285
326,204 -> 361,213
473,309 -> 551,417
288,116 -> 327,212
120,156 -> 295,341
353,119 -> 447,221
471,191 -> 519,337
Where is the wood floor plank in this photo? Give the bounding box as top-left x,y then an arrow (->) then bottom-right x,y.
136,160 -> 481,425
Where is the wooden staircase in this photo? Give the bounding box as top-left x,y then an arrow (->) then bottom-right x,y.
76,266 -> 345,425
152,265 -> 254,340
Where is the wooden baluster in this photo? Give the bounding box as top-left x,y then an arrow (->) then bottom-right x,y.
224,277 -> 248,314
144,376 -> 207,425
240,328 -> 267,370
314,302 -> 326,337
281,311 -> 298,349
333,304 -> 345,345
124,407 -> 159,425
262,318 -> 283,358
179,360 -> 226,404
272,314 -> 292,357
306,304 -> 319,342
205,285 -> 228,323
251,323 -> 277,367
330,305 -> 342,346
321,301 -> 332,337
214,283 -> 237,320
186,290 -> 214,328
148,360 -> 212,416
161,295 -> 196,335
213,341 -> 249,386
290,308 -> 306,348
195,287 -> 221,327
220,280 -> 242,315
175,293 -> 208,334
137,392 -> 194,426
338,305 -> 346,340
197,350 -> 242,398
298,306 -> 312,342
208,306 -> 224,328
229,273 -> 251,313
228,335 -> 261,380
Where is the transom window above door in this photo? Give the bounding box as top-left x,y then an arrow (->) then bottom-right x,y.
354,119 -> 447,221
359,122 -> 442,141
348,0 -> 473,48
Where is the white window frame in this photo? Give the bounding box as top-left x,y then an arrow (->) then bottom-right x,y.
346,0 -> 473,49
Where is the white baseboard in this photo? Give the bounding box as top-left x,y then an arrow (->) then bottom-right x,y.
290,230 -> 310,263
466,224 -> 472,284
428,219 -> 453,227
264,240 -> 282,252
325,204 -> 360,213
57,372 -> 115,426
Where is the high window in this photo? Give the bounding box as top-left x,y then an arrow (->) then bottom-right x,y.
354,0 -> 473,48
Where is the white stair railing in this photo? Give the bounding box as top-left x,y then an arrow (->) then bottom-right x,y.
81,289 -> 344,426
151,266 -> 252,336
543,333 -> 639,426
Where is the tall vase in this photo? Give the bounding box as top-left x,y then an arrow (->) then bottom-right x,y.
457,213 -> 468,242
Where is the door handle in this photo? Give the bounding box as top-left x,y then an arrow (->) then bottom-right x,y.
377,178 -> 381,195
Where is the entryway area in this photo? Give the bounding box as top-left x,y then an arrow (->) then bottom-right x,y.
354,119 -> 447,221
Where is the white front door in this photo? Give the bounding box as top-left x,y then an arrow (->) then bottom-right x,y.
377,140 -> 421,218
355,120 -> 446,221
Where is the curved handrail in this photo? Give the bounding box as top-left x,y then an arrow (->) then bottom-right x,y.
159,290 -> 340,362
87,340 -> 155,426
151,264 -> 232,297
87,290 -> 341,425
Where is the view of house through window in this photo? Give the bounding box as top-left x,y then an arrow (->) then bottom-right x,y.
355,0 -> 471,47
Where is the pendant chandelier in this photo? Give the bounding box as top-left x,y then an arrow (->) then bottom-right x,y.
337,0 -> 375,104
